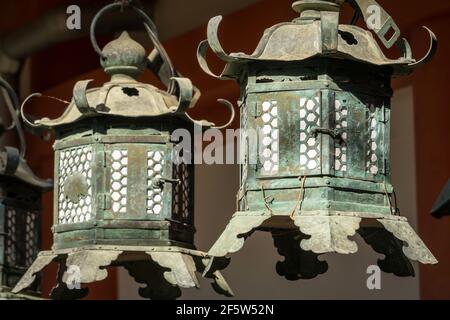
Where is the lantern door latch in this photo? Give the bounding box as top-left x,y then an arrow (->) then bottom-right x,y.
153,177 -> 180,189
310,126 -> 343,143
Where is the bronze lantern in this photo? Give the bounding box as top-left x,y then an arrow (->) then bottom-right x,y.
13,3 -> 233,299
198,0 -> 438,279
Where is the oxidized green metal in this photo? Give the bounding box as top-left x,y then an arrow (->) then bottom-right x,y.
0,77 -> 52,299
198,0 -> 438,279
12,3 -> 233,299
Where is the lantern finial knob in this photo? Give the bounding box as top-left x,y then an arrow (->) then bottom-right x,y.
100,31 -> 147,78
292,0 -> 344,15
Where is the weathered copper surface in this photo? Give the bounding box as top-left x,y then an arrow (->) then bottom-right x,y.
199,0 -> 438,279
14,2 -> 233,299
12,246 -> 232,300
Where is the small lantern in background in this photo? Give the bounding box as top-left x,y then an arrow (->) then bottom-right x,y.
0,77 -> 52,299
198,0 -> 438,279
431,179 -> 450,219
13,3 -> 233,300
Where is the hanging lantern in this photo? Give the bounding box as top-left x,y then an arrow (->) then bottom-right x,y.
198,0 -> 438,279
0,77 -> 52,299
12,2 -> 233,299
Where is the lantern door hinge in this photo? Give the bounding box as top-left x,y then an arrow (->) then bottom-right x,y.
98,193 -> 111,210
251,102 -> 261,118
102,151 -> 108,168
254,156 -> 263,172
382,159 -> 390,175
381,105 -> 389,124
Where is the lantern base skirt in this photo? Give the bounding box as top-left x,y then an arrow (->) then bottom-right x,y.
0,289 -> 43,300
205,211 -> 438,279
12,246 -> 234,300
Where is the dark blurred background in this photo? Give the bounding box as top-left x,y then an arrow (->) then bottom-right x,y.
0,0 -> 449,299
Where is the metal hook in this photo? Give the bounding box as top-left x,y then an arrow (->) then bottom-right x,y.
20,93 -> 69,133
90,2 -> 178,95
346,0 -> 401,49
90,2 -> 158,57
184,99 -> 236,130
143,22 -> 177,94
196,16 -> 240,81
117,0 -> 132,12
407,27 -> 438,70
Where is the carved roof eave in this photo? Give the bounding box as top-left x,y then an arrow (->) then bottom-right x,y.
21,79 -> 218,130
197,16 -> 437,80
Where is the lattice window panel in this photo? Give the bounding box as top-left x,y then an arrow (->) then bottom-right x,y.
299,96 -> 321,171
173,162 -> 192,221
147,151 -> 164,215
58,146 -> 93,224
5,208 -> 38,268
110,149 -> 128,213
260,100 -> 279,175
24,211 -> 38,267
366,105 -> 379,175
335,99 -> 348,174
5,208 -> 16,266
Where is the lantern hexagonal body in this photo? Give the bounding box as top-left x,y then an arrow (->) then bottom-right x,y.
51,116 -> 195,250
199,0 -> 438,279
13,5 -> 232,299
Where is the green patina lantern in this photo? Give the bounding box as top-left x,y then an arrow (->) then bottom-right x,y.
198,0 -> 438,279
12,3 -> 232,299
0,77 -> 52,299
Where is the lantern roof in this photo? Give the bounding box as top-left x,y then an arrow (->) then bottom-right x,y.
228,23 -> 405,64
22,31 -> 220,129
0,146 -> 52,190
198,0 -> 437,79
27,32 -> 211,128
